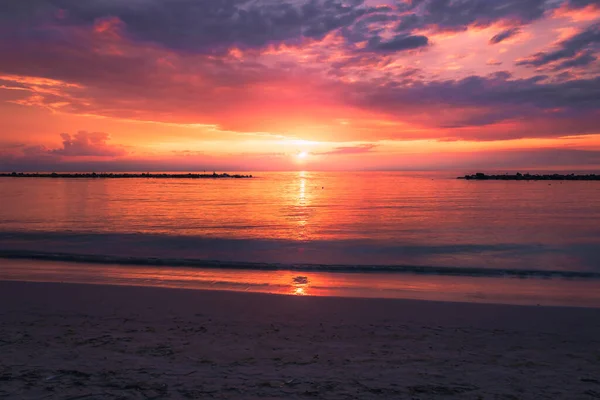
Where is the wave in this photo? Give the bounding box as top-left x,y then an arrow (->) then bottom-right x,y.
2,250 -> 599,279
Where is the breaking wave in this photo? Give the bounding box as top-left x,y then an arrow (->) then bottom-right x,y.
1,250 -> 599,279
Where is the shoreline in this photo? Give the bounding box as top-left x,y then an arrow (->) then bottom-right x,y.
2,280 -> 599,399
2,250 -> 599,279
3,259 -> 600,308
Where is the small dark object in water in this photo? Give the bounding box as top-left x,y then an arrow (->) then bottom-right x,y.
293,276 -> 309,285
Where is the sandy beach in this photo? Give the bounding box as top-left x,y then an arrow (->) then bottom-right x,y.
1,281 -> 600,399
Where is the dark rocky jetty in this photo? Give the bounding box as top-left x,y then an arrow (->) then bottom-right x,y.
0,172 -> 252,179
459,172 -> 600,181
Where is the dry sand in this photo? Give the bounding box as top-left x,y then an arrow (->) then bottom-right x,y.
1,280 -> 600,399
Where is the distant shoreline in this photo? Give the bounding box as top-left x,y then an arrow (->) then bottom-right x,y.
459,172 -> 600,181
0,172 -> 252,179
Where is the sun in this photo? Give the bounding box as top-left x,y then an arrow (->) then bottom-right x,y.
297,151 -> 308,159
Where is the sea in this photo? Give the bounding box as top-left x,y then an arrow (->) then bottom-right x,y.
1,171 -> 600,307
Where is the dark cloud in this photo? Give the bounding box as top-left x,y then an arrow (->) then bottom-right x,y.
396,0 -> 550,33
566,0 -> 600,9
348,73 -> 600,139
3,0 -> 578,56
356,74 -> 600,112
553,71 -> 576,81
366,34 -> 429,52
489,27 -> 521,45
2,0 -> 389,53
339,9 -> 400,44
553,50 -> 597,70
517,22 -> 600,68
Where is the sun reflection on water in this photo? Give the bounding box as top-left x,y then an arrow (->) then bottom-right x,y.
291,275 -> 310,296
294,171 -> 310,239
299,177 -> 306,201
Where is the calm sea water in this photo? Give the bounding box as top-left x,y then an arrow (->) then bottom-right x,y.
1,171 -> 599,273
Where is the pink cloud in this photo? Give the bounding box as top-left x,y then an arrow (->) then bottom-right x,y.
52,131 -> 126,157
2,132 -> 126,160
314,144 -> 378,155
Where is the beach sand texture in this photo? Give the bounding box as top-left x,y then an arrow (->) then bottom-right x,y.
1,280 -> 600,399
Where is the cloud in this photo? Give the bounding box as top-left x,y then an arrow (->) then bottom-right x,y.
567,0 -> 600,9
486,58 -> 503,65
22,145 -> 51,157
1,132 -> 126,161
315,143 -> 377,155
366,34 -> 429,52
553,49 -> 597,69
355,72 -> 600,111
346,73 -> 600,139
489,27 -> 521,44
2,0 -> 577,57
396,0 -> 550,33
0,0 -> 598,146
517,22 -> 600,68
2,0 -> 389,54
2,27 -> 599,142
51,131 -> 126,157
0,13 -> 356,133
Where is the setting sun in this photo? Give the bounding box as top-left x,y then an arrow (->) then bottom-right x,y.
297,151 -> 309,159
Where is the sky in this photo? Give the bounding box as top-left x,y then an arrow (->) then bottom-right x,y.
0,0 -> 599,171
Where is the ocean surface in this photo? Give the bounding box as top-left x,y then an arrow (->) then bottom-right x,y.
1,171 -> 600,305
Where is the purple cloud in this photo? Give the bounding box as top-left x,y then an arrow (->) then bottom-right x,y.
4,0 -> 389,54
489,27 -> 521,45
366,34 -> 429,52
396,0 -> 550,32
517,23 -> 600,68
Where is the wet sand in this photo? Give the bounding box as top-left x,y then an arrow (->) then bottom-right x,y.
3,259 -> 600,308
1,280 -> 600,399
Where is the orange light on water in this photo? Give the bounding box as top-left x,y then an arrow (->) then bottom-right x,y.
294,287 -> 306,295
291,275 -> 310,296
